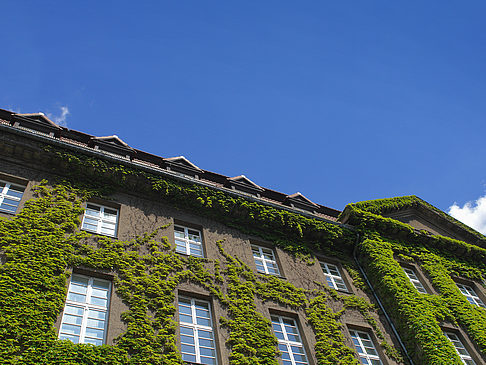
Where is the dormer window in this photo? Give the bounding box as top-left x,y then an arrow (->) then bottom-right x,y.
88,135 -> 134,160
11,113 -> 62,137
164,156 -> 202,179
225,175 -> 263,197
284,192 -> 319,213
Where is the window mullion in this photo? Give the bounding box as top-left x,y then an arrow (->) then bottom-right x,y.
0,183 -> 8,204
190,298 -> 201,363
356,332 -> 366,359
258,247 -> 267,274
184,228 -> 190,255
80,278 -> 93,344
185,237 -> 190,255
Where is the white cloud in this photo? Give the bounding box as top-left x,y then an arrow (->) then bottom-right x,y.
448,195 -> 486,235
48,106 -> 70,127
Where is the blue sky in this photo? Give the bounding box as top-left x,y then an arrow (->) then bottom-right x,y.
1,2 -> 486,231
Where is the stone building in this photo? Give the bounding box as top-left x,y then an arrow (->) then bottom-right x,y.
0,107 -> 485,365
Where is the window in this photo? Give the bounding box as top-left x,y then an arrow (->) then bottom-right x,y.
350,330 -> 383,365
445,332 -> 476,365
59,274 -> 111,345
0,181 -> 25,214
252,245 -> 280,275
81,203 -> 119,237
178,296 -> 217,365
174,225 -> 204,257
403,267 -> 427,294
456,283 -> 486,308
271,315 -> 309,365
320,262 -> 347,291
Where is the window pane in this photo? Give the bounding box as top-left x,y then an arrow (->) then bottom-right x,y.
63,314 -> 83,326
59,333 -> 80,343
196,317 -> 211,326
84,337 -> 103,346
181,344 -> 196,354
85,327 -> 105,339
200,357 -> 216,365
0,203 -> 17,213
87,318 -> 105,329
178,305 -> 192,315
7,187 -> 25,198
181,335 -> 195,345
91,288 -> 108,299
67,292 -> 86,303
89,296 -> 108,307
88,309 -> 106,320
64,305 -> 84,316
85,206 -> 100,216
199,330 -> 214,339
182,354 -> 197,363
179,314 -> 193,324
61,323 -> 81,336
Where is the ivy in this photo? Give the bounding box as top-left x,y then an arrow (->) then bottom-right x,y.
345,200 -> 486,364
0,145 -> 418,364
0,181 -> 397,364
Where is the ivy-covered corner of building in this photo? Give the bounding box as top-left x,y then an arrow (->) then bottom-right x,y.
341,198 -> 486,364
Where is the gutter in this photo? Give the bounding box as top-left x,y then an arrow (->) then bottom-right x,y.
0,123 -> 349,229
353,233 -> 415,365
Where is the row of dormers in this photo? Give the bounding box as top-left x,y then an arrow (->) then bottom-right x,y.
0,109 -> 338,218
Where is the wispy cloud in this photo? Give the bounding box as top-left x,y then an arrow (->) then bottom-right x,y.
448,195 -> 486,235
48,106 -> 70,127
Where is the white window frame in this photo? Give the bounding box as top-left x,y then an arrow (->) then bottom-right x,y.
403,267 -> 427,294
320,262 -> 348,291
271,315 -> 309,365
252,245 -> 280,276
445,332 -> 476,365
59,274 -> 111,345
178,296 -> 217,365
457,283 -> 486,308
0,180 -> 25,214
350,329 -> 383,365
81,203 -> 119,237
174,225 -> 204,257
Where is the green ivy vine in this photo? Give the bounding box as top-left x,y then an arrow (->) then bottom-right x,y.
0,179 -> 401,364
343,201 -> 486,364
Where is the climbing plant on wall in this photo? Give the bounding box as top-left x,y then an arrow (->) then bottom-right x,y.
0,181 -> 400,364
342,200 -> 486,364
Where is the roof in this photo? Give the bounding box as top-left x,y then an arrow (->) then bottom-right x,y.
0,107 -> 341,221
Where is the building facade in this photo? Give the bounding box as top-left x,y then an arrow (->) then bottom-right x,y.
0,108 -> 485,365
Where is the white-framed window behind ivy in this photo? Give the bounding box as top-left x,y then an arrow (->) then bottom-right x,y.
81,203 -> 119,237
320,262 -> 347,291
59,274 -> 111,346
0,181 -> 25,214
252,245 -> 280,275
403,267 -> 427,294
456,283 -> 486,308
350,329 -> 383,365
174,225 -> 204,257
178,296 -> 217,365
271,315 -> 309,365
444,332 -> 476,365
